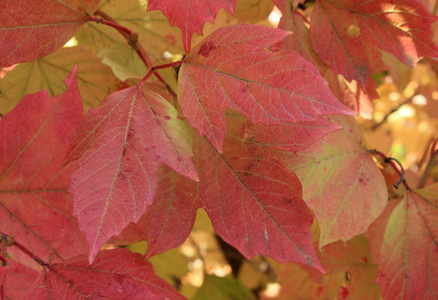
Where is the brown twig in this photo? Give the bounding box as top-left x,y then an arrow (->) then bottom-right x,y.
91,9 -> 179,97
369,150 -> 409,190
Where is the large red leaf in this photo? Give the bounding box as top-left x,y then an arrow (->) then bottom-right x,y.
147,0 -> 237,53
367,185 -> 438,299
310,0 -> 438,86
4,261 -> 39,299
111,114 -> 328,271
197,115 -> 324,272
0,0 -> 100,67
179,24 -> 353,152
276,116 -> 388,248
67,82 -> 198,263
0,67 -> 87,266
28,248 -> 184,299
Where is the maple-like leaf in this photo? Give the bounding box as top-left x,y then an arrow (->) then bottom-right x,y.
179,24 -> 353,152
111,113 -> 329,271
27,248 -> 184,299
0,67 -> 88,266
310,0 -> 438,86
0,46 -> 120,115
147,0 -> 237,53
277,236 -> 380,300
196,116 -> 324,272
275,116 -> 388,248
367,185 -> 438,299
67,82 -> 198,263
0,0 -> 100,67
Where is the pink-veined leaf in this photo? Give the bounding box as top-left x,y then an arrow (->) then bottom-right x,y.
196,115 -> 324,273
367,185 -> 438,299
0,0 -> 100,67
0,67 -> 88,266
28,248 -> 185,299
109,113 -> 328,271
147,0 -> 237,53
275,116 -> 388,248
66,82 -> 198,263
310,0 -> 438,86
179,24 -> 353,152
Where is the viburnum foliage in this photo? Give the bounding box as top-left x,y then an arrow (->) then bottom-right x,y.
0,0 -> 437,299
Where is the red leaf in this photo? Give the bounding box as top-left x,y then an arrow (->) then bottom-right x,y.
3,261 -> 39,299
0,0 -> 100,67
0,67 -> 87,265
113,114 -> 329,270
67,83 -> 198,263
147,0 -> 237,53
310,0 -> 438,86
196,115 -> 324,272
367,185 -> 438,299
28,248 -> 184,299
179,24 -> 353,152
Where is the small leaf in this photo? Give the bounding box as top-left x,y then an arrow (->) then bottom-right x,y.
147,0 -> 237,52
310,0 -> 438,86
28,249 -> 185,299
0,46 -> 120,115
67,82 -> 198,263
194,275 -> 256,300
0,0 -> 100,66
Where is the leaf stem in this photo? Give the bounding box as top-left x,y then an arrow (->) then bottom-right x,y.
369,150 -> 409,190
91,9 -> 181,96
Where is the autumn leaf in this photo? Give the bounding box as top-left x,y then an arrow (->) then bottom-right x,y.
0,67 -> 88,266
194,275 -> 255,300
0,46 -> 120,115
310,0 -> 438,86
147,0 -> 237,53
76,0 -> 185,62
196,115 -> 324,273
0,0 -> 100,67
277,236 -> 380,300
276,116 -> 388,248
233,0 -> 275,24
3,261 -> 39,299
28,248 -> 184,299
110,113 -> 329,271
179,24 -> 353,152
66,82 -> 198,263
367,184 -> 438,299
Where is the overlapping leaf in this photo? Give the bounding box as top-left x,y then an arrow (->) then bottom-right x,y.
276,116 -> 388,248
310,0 -> 438,86
108,113 -> 328,271
367,185 -> 438,299
0,46 -> 120,115
147,0 -> 237,52
179,24 -> 353,152
28,249 -> 184,299
0,0 -> 100,66
76,0 -> 185,63
277,236 -> 380,300
3,261 -> 39,299
67,82 -> 198,263
0,67 -> 87,266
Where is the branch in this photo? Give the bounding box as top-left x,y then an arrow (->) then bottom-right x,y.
418,146 -> 438,188
369,150 -> 409,190
370,96 -> 413,130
